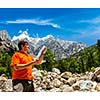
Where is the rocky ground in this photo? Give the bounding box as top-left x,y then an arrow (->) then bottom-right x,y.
0,67 -> 100,92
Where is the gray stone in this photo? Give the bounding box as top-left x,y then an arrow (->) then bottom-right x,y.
63,86 -> 74,92
13,83 -> 23,92
95,83 -> 100,91
66,78 -> 76,86
60,72 -> 72,79
52,68 -> 61,75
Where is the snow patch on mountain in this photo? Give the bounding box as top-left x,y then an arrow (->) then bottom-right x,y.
12,30 -> 30,41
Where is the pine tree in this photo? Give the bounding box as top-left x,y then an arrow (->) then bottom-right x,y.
97,39 -> 100,65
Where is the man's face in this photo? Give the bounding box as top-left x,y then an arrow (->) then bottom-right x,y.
21,43 -> 29,52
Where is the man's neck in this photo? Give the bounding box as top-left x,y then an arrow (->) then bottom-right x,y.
20,50 -> 28,55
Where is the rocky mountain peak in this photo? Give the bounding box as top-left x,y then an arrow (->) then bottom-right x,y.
0,30 -> 17,53
0,30 -> 11,41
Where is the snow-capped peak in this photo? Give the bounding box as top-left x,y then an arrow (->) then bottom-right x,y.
41,34 -> 54,40
12,30 -> 30,41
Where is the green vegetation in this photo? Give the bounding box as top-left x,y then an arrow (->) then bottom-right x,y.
0,51 -> 12,78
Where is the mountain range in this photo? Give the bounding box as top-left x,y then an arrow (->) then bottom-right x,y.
0,30 -> 87,59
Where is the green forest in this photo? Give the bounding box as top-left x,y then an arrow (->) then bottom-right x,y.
1,40 -> 100,78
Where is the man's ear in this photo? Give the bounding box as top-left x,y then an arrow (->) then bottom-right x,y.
20,44 -> 23,50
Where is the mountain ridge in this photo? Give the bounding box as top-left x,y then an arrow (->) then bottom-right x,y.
0,30 -> 87,59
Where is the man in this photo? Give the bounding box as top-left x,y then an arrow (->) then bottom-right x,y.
10,40 -> 46,92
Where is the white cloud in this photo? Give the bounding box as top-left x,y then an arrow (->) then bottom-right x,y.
71,16 -> 100,39
5,18 -> 61,29
78,16 -> 100,24
69,25 -> 100,40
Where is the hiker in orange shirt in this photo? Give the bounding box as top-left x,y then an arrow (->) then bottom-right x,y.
10,40 -> 46,92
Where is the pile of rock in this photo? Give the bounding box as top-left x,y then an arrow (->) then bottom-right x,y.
1,68 -> 100,92
32,68 -> 100,92
0,74 -> 12,92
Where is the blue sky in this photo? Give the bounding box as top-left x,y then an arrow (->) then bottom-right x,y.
0,8 -> 100,46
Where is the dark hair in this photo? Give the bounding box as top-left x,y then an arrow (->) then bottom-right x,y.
18,40 -> 28,50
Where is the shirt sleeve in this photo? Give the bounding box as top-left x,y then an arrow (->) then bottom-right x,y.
10,53 -> 20,67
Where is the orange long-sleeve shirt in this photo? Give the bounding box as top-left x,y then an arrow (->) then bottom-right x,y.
10,52 -> 35,80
